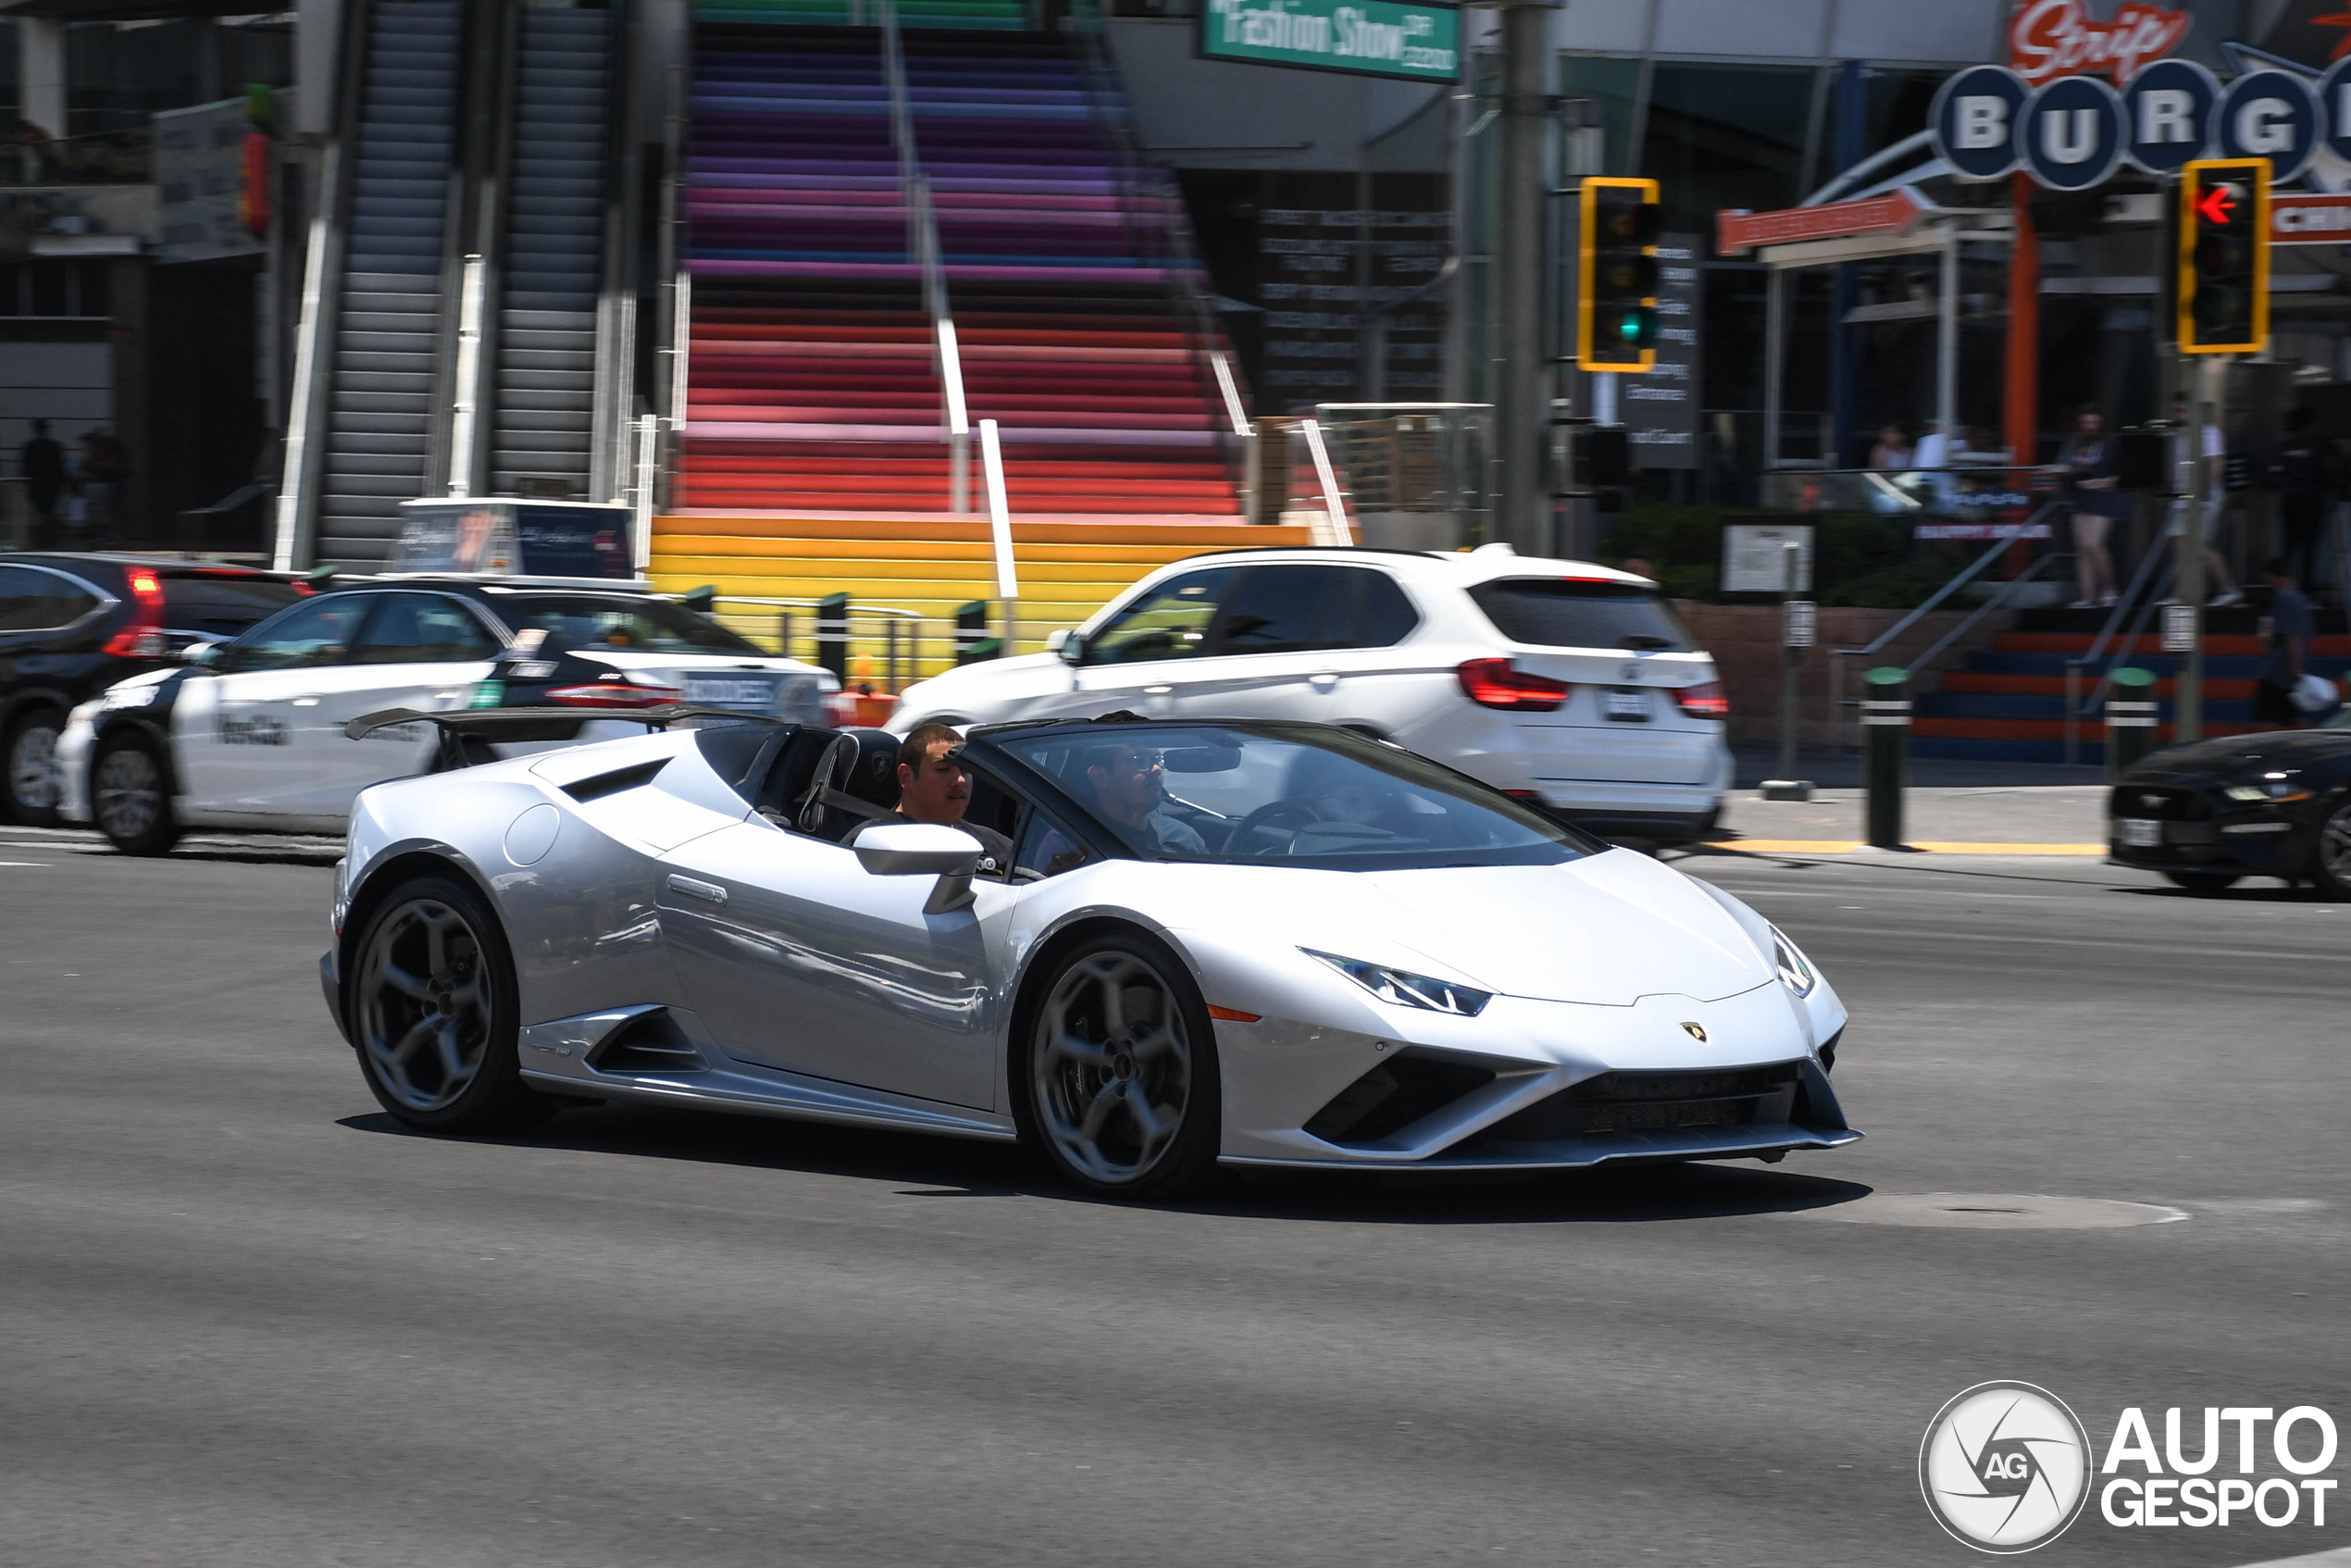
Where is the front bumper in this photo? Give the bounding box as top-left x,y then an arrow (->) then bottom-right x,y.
54,710 -> 94,823
1213,979 -> 1854,1169
2107,808 -> 2312,877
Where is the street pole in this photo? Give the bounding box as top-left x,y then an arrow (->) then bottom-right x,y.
2174,357 -> 2213,743
1495,0 -> 1552,555
1762,540 -> 1815,801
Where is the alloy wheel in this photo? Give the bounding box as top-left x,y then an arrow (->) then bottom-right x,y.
357,899 -> 492,1114
1033,951 -> 1193,1187
2320,803 -> 2351,887
7,719 -> 59,813
93,744 -> 163,840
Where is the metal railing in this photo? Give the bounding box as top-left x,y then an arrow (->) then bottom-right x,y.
707,595 -> 932,691
1825,495 -> 2071,749
879,0 -> 976,512
1063,2 -> 1254,492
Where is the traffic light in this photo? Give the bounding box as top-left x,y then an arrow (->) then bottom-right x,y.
2178,158 -> 2269,355
1576,177 -> 1661,372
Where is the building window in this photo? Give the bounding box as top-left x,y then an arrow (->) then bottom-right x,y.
1559,55 -> 1644,178
1640,63 -> 1821,243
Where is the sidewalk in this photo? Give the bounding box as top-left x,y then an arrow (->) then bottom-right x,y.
1707,784 -> 2110,854
1730,745 -> 2107,790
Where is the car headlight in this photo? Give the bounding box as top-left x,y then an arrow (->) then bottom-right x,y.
1301,948 -> 1491,1016
2224,782 -> 2312,803
1770,925 -> 1817,997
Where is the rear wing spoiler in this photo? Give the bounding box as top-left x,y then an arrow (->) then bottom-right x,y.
345,704 -> 788,771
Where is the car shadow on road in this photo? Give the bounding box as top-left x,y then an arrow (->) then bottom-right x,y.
339,1105 -> 1873,1226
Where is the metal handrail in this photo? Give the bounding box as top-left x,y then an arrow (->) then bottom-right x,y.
878,0 -> 971,507
707,595 -> 930,691
1062,4 -> 1254,489
1902,546 -> 2064,677
1832,497 -> 2066,660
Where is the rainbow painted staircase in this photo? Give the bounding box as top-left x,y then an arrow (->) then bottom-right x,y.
659,12 -> 1258,671
1911,607 -> 2351,764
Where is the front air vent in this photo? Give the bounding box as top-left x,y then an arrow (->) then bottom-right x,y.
564,759 -> 669,803
586,1010 -> 707,1075
1302,1054 -> 1496,1146
1470,1062 -> 1803,1146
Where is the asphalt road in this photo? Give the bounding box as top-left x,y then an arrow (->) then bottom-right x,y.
3,825 -> 2346,1567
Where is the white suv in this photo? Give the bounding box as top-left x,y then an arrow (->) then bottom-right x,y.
891,544 -> 1732,843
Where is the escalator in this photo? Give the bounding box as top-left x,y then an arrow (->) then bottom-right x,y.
309,0 -> 465,566
287,0 -> 635,568
484,6 -> 617,500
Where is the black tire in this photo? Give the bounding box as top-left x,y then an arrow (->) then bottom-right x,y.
2308,798 -> 2351,901
1014,929 -> 1221,1201
3,704 -> 66,828
2161,870 -> 2240,896
347,872 -> 551,1135
90,727 -> 180,855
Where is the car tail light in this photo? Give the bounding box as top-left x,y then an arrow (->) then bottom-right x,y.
1456,657 -> 1570,712
546,681 -> 682,709
101,569 -> 168,658
1673,680 -> 1729,718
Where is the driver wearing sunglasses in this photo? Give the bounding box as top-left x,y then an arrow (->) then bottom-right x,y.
1083,740 -> 1206,855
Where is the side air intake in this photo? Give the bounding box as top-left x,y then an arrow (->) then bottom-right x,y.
586,1010 -> 707,1075
1302,1054 -> 1497,1146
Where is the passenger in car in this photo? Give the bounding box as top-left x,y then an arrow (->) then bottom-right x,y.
846,723 -> 1014,869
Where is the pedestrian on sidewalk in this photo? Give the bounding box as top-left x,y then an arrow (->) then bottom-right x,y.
19,418 -> 64,548
2054,408 -> 2122,607
2267,405 -> 2335,599
2252,556 -> 2315,730
2164,391 -> 2244,609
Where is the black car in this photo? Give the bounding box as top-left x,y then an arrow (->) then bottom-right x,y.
0,554 -> 306,825
2108,721 -> 2351,897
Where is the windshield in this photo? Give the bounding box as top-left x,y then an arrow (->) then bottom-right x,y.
491,592 -> 762,655
993,723 -> 1599,869
1468,578 -> 1695,652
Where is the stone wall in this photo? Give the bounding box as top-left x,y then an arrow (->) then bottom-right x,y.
1675,603 -> 2011,749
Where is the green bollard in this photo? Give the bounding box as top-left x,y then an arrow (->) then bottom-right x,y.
2106,666 -> 2158,778
1862,666 -> 1909,849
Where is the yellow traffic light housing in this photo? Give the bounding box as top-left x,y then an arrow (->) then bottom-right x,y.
2178,157 -> 2270,355
1577,176 -> 1661,372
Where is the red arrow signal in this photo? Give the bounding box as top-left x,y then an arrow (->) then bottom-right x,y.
2196,183 -> 2239,225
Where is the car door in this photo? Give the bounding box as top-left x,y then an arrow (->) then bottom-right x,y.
301,591 -> 504,815
1047,566 -> 1242,718
173,594 -> 376,815
655,818 -> 1016,1110
1163,564 -> 1421,725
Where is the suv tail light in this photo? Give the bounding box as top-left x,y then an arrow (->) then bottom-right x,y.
547,681 -> 682,710
101,568 -> 168,658
1673,680 -> 1729,718
1457,657 -> 1570,712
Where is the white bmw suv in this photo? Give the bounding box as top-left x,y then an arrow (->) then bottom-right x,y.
891,544 -> 1733,843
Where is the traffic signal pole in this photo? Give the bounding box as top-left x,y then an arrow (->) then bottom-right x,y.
1495,0 -> 1553,555
2173,157 -> 2270,745
2176,361 -> 2214,743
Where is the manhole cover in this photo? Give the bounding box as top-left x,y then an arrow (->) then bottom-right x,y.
1783,1192 -> 2187,1229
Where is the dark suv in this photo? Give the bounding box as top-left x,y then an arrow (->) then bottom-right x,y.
0,554 -> 306,824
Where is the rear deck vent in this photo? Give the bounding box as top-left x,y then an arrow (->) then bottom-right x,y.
564,759 -> 669,803
586,1010 -> 706,1075
1302,1055 -> 1496,1146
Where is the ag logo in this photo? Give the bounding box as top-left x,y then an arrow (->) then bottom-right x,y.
1920,1382 -> 2092,1553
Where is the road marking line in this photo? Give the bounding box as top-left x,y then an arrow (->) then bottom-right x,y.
0,861 -> 52,866
1701,841 -> 2106,851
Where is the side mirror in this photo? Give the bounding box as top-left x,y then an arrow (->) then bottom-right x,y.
1052,628 -> 1084,666
681,584 -> 717,616
853,822 -> 987,915
183,641 -> 221,668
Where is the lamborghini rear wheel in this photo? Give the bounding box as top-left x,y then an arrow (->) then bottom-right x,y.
350,873 -> 548,1134
1021,931 -> 1220,1201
